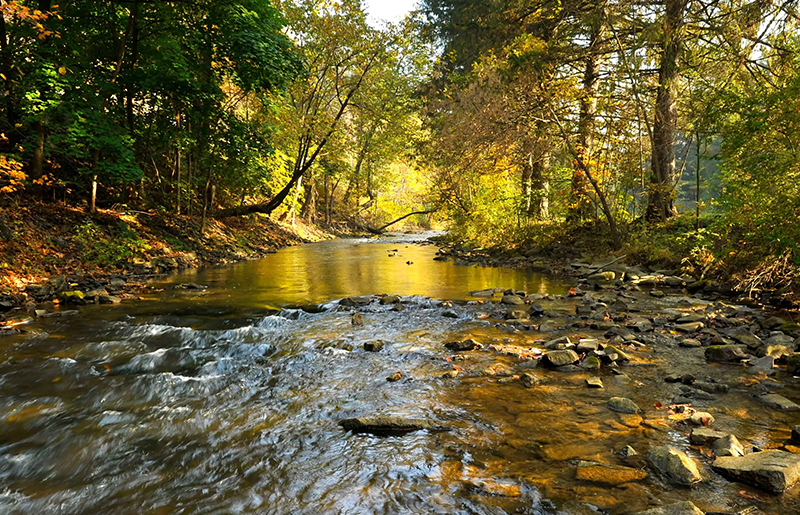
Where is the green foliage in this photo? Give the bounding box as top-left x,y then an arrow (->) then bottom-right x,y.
74,220 -> 150,267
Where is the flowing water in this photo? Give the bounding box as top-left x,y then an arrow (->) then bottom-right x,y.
1,235 -> 799,514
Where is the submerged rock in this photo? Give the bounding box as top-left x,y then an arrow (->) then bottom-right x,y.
445,339 -> 481,352
647,446 -> 704,486
338,416 -> 449,435
608,397 -> 640,414
758,393 -> 800,411
712,450 -> 800,492
574,461 -> 647,485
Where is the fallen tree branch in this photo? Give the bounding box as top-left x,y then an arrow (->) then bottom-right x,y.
366,209 -> 437,235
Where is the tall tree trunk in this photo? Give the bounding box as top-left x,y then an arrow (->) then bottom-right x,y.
647,0 -> 686,221
569,19 -> 603,222
529,151 -> 549,219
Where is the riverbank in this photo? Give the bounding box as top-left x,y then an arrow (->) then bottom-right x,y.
0,202 -> 333,319
434,219 -> 800,311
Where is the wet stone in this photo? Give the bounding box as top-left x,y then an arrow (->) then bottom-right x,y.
705,345 -> 748,363
713,434 -> 745,457
339,296 -> 372,307
680,338 -> 702,348
748,355 -> 775,375
712,450 -> 800,493
379,295 -> 401,305
690,411 -> 715,426
521,372 -> 542,388
364,340 -> 384,352
608,397 -> 640,414
574,461 -> 648,486
445,339 -> 481,352
502,294 -> 525,305
758,393 -> 800,411
586,377 -> 604,389
676,322 -> 704,333
339,416 -> 448,436
690,428 -> 729,446
580,356 -> 601,370
647,446 -> 705,486
650,290 -> 666,298
543,349 -> 579,367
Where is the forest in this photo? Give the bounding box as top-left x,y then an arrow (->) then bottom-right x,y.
1,0 -> 799,294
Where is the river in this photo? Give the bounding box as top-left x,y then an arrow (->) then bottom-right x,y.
1,235 -> 798,514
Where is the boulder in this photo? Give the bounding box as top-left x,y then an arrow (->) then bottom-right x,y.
633,502 -> 704,515
647,446 -> 704,486
712,450 -> 800,493
543,349 -> 579,367
608,397 -> 640,414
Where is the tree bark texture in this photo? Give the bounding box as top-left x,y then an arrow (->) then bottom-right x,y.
647,0 -> 686,221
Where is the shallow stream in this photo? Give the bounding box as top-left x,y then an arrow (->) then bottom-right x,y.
1,235 -> 799,514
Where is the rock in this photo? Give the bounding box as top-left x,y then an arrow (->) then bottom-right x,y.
765,333 -> 795,346
386,371 -> 403,382
442,309 -> 459,318
586,377 -> 604,388
445,339 -> 481,352
506,308 -> 529,320
338,416 -> 448,435
577,338 -> 599,352
690,412 -> 715,426
58,290 -> 86,304
339,296 -> 372,307
690,427 -> 729,446
787,354 -> 800,375
664,375 -> 682,383
620,445 -> 639,458
608,397 -> 640,414
763,316 -> 786,329
574,461 -> 648,485
730,330 -> 763,349
580,356 -> 601,370
175,282 -> 206,290
748,355 -> 775,375
712,450 -> 800,493
650,290 -> 666,298
469,288 -> 500,298
647,446 -> 704,486
758,393 -> 800,411
364,340 -> 385,352
633,501 -> 704,515
692,381 -> 729,394
352,313 -> 364,326
521,372 -> 542,388
611,300 -> 629,312
380,295 -> 401,305
680,338 -> 702,348
502,294 -> 525,305
543,349 -> 579,367
605,345 -> 631,362
713,434 -> 745,457
793,425 -> 800,443
576,305 -> 594,315
676,322 -> 704,333
705,345 -> 748,363
98,295 -> 122,305
588,271 -> 616,283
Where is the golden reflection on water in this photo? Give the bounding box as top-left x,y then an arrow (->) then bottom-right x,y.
177,239 -> 568,307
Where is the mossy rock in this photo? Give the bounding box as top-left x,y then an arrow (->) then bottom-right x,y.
59,290 -> 86,304
781,322 -> 800,334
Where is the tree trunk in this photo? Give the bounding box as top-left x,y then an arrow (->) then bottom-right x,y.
647,0 -> 686,221
529,151 -> 549,219
569,19 -> 603,223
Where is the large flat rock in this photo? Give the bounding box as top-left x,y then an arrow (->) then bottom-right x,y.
712,450 -> 800,493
